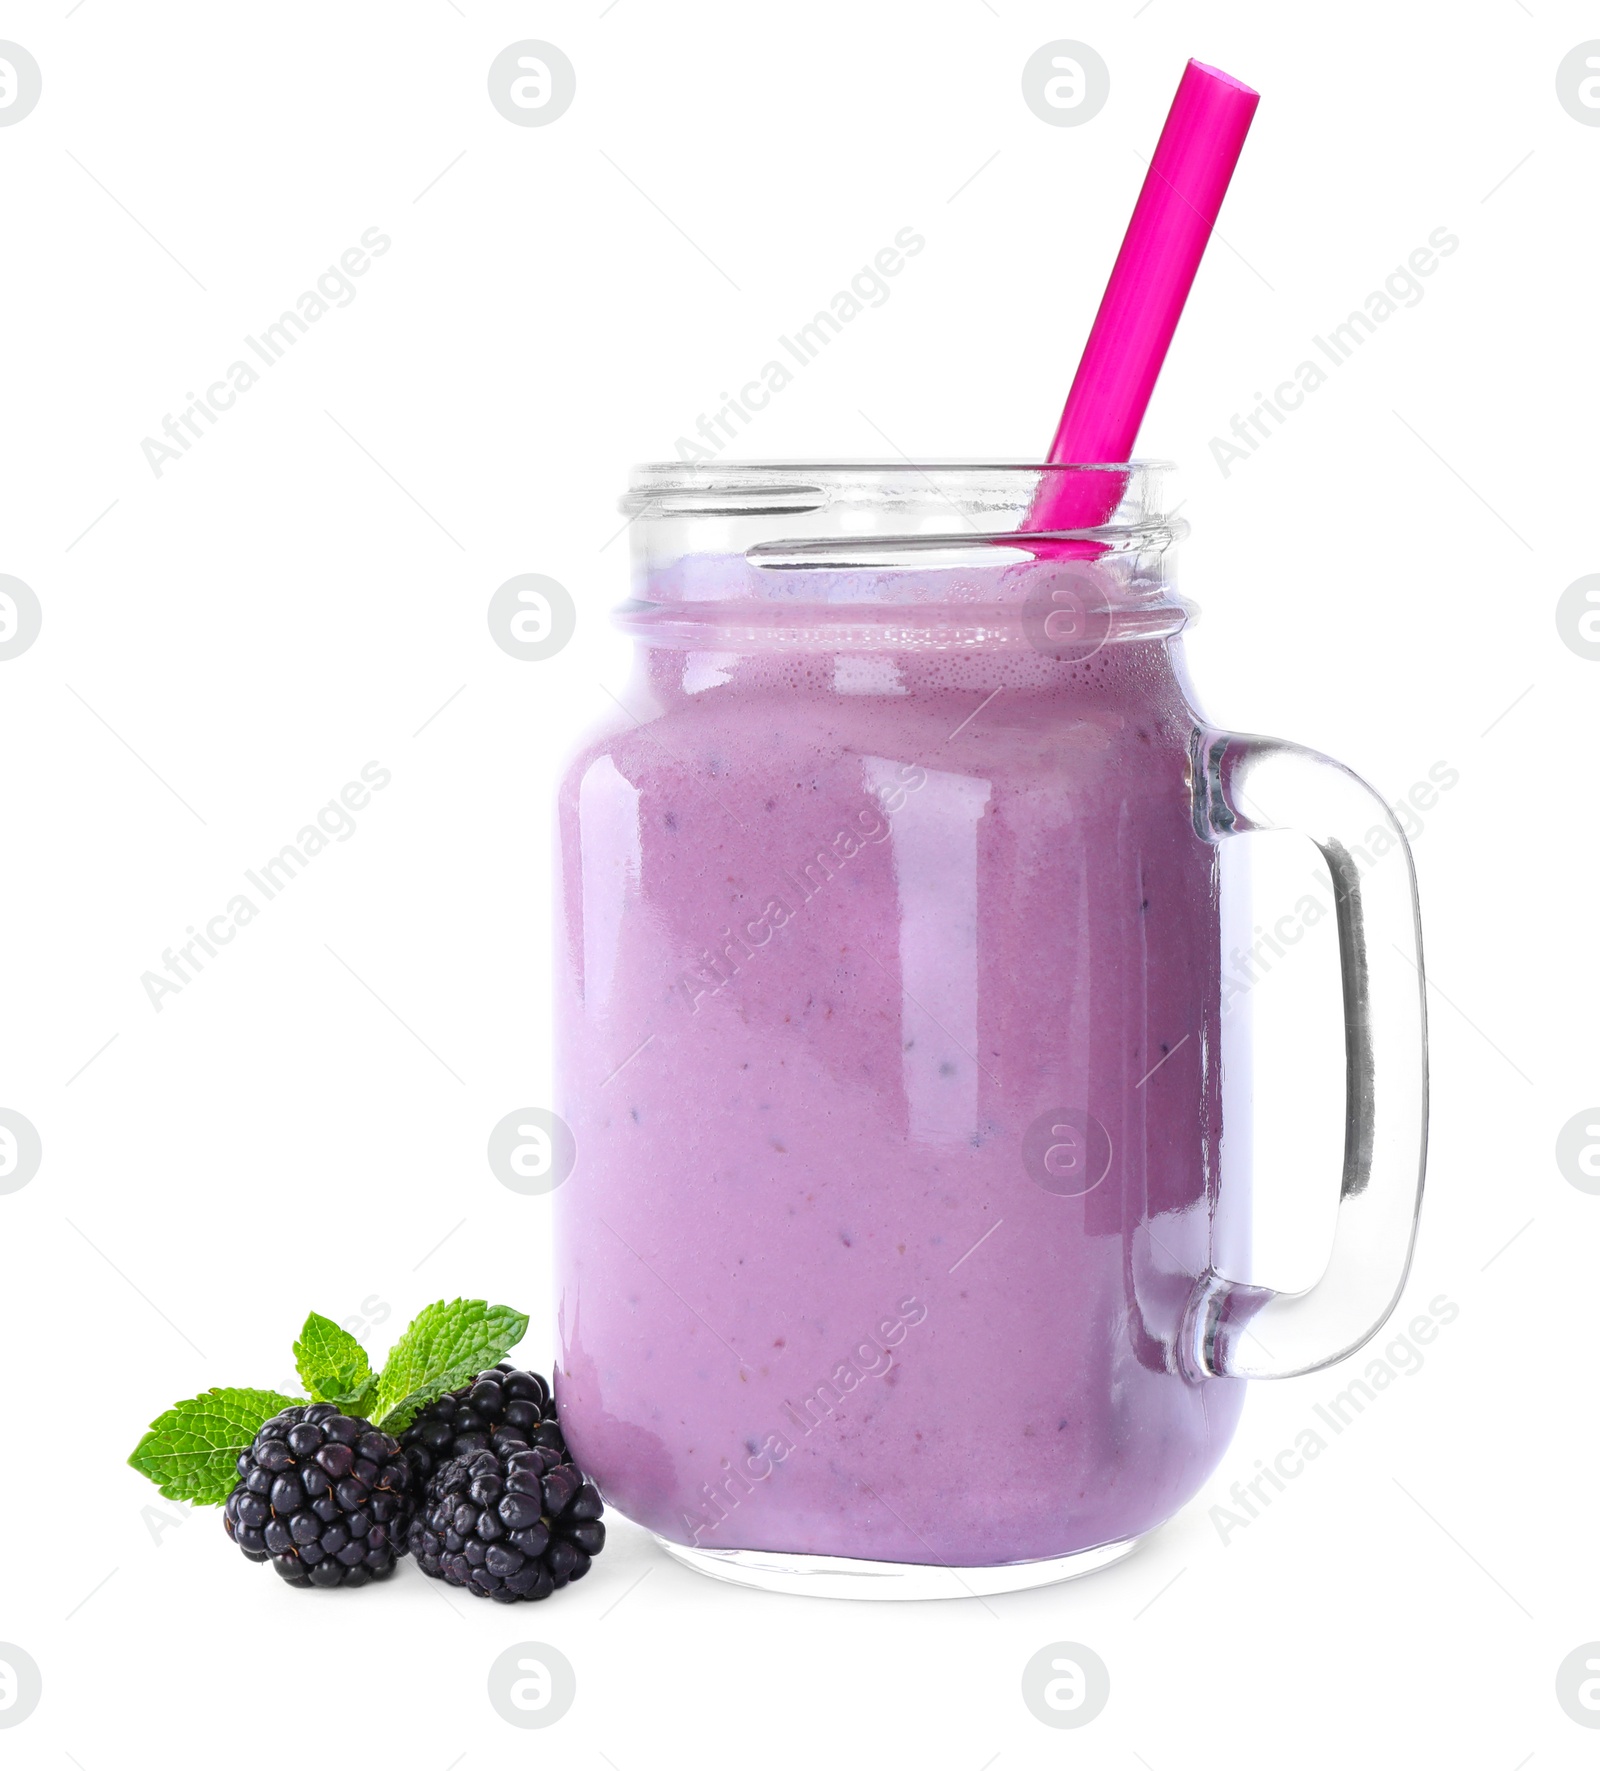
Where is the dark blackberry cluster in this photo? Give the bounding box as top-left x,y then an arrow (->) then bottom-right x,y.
408,1440 -> 605,1603
401,1364 -> 604,1602
400,1364 -> 565,1484
223,1404 -> 413,1588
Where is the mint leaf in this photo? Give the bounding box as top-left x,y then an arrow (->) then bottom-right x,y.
293,1312 -> 377,1415
370,1298 -> 529,1434
128,1388 -> 302,1505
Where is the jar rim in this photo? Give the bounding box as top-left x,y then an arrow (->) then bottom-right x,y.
630,459 -> 1171,471
616,460 -> 1186,643
623,460 -> 1175,525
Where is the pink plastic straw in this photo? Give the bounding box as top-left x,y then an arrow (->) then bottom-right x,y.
1030,59 -> 1259,534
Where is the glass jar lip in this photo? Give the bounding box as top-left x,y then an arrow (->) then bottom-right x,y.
629,458 -> 1173,477
617,459 -> 1185,636
623,460 -> 1175,523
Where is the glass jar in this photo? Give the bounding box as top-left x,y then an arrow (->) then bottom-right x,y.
552,463 -> 1427,1599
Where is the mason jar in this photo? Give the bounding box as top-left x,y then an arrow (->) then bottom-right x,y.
551,463 -> 1427,1599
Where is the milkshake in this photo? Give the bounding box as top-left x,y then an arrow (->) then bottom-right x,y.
553,465 -> 1248,1579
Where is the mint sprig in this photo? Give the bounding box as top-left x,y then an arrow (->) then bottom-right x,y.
369,1298 -> 530,1434
128,1388 -> 302,1505
127,1298 -> 531,1504
294,1312 -> 377,1416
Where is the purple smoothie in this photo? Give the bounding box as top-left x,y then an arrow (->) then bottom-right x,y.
554,546 -> 1246,1566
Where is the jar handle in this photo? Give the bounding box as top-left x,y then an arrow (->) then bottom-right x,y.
1182,731 -> 1430,1380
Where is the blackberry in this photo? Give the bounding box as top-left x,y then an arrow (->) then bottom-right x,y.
408,1441 -> 605,1603
223,1403 -> 414,1589
400,1364 -> 565,1485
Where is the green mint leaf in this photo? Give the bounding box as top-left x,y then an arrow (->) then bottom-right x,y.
371,1298 -> 529,1434
293,1312 -> 377,1414
128,1388 -> 302,1505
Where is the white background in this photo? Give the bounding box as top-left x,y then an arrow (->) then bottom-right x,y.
1,0 -> 1595,1764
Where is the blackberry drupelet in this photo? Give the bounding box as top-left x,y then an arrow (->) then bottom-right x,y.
400,1364 -> 566,1484
223,1403 -> 414,1588
408,1441 -> 605,1603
